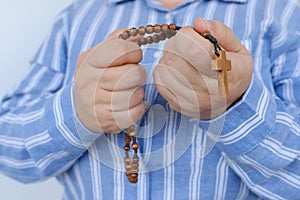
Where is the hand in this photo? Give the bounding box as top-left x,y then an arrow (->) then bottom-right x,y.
153,18 -> 253,119
74,29 -> 146,133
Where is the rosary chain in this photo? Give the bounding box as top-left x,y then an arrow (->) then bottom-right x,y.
119,23 -> 227,184
119,23 -> 181,46
120,23 -> 182,184
124,125 -> 139,183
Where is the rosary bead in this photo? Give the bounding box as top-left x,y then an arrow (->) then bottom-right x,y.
138,26 -> 146,35
126,171 -> 131,176
132,163 -> 139,168
125,135 -> 131,144
201,30 -> 211,38
131,168 -> 138,173
124,157 -> 131,163
131,178 -> 138,184
121,30 -> 130,40
129,176 -> 138,184
139,37 -> 147,46
125,164 -> 132,170
129,130 -> 136,137
124,145 -> 130,152
152,34 -> 160,43
146,25 -> 154,34
129,28 -> 138,36
165,30 -> 176,39
169,23 -> 177,31
132,142 -> 139,150
154,24 -> 162,33
146,36 -> 153,44
161,24 -> 170,33
158,32 -> 166,41
132,156 -> 139,163
126,125 -> 135,132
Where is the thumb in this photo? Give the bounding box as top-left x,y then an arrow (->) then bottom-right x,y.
194,18 -> 247,54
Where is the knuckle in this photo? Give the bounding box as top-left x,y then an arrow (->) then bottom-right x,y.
125,65 -> 146,85
136,87 -> 145,99
129,87 -> 144,104
161,51 -> 177,67
78,49 -> 92,63
155,83 -> 166,96
136,66 -> 146,83
132,103 -> 146,123
117,40 -> 143,64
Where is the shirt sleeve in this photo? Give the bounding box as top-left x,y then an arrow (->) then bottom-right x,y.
200,2 -> 300,199
0,5 -> 100,183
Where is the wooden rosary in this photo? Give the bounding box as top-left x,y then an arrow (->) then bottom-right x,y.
119,23 -> 231,184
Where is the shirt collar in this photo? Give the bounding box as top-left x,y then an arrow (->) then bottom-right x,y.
107,0 -> 248,5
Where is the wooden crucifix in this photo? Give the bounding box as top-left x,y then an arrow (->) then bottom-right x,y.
211,50 -> 231,98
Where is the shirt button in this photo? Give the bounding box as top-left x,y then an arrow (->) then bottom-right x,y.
153,51 -> 161,59
164,13 -> 171,21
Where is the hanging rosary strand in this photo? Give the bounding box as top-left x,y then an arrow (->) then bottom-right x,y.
119,23 -> 231,184
124,125 -> 139,183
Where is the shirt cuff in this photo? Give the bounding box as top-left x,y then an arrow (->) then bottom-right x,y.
199,75 -> 276,158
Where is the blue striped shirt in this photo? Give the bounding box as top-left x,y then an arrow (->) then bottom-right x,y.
1,0 -> 300,199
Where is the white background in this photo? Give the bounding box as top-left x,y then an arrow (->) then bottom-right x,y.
0,1 -> 73,199
0,0 -> 299,199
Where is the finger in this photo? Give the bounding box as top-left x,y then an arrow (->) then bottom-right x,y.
153,64 -> 204,111
111,87 -> 145,111
111,101 -> 146,130
194,18 -> 248,54
154,80 -> 226,120
166,26 -> 218,77
85,39 -> 142,68
160,44 -> 219,82
154,82 -> 203,119
98,64 -> 146,91
154,61 -> 197,100
96,86 -> 145,111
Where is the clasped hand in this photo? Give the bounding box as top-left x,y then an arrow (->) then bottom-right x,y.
74,18 -> 253,133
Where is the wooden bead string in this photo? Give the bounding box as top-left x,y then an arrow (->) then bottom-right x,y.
120,24 -> 181,184
120,23 -> 231,184
119,23 -> 224,59
124,125 -> 139,183
119,23 -> 181,46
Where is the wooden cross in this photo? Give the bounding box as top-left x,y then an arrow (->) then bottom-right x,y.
211,50 -> 231,98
